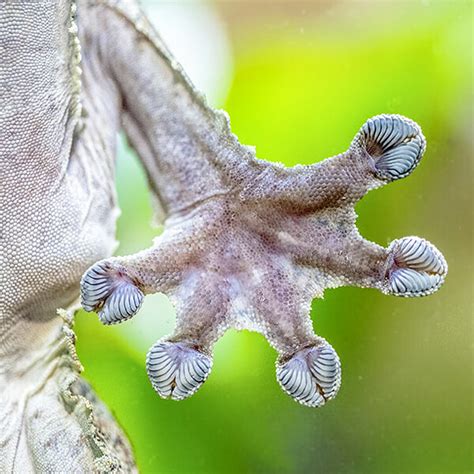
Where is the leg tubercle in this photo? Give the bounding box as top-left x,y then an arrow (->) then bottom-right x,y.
386,236 -> 448,297
276,340 -> 341,408
356,114 -> 426,181
146,340 -> 213,401
80,260 -> 144,325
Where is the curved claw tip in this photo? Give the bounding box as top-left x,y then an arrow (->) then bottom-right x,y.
388,236 -> 448,297
146,341 -> 212,401
80,261 -> 144,324
359,114 -> 426,181
276,342 -> 341,408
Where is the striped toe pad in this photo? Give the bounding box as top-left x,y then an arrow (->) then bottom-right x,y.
80,261 -> 144,325
359,114 -> 426,181
276,342 -> 341,408
388,236 -> 448,297
146,341 -> 212,401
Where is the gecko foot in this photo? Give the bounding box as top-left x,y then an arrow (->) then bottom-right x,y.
80,260 -> 144,324
357,114 -> 426,181
146,341 -> 213,401
276,341 -> 341,408
386,236 -> 448,297
78,105 -> 447,407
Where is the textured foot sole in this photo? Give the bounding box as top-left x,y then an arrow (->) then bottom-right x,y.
358,114 -> 426,181
276,342 -> 341,408
80,261 -> 144,324
146,341 -> 212,401
387,236 -> 448,297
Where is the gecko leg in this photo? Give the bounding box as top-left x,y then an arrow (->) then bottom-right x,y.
76,0 -> 447,407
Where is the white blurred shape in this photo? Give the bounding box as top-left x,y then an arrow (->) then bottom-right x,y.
142,0 -> 233,107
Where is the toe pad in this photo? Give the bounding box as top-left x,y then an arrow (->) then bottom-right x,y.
388,236 -> 448,297
146,341 -> 212,401
276,342 -> 341,408
80,261 -> 144,324
357,114 -> 426,181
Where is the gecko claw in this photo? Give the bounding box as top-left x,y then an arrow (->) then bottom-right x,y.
80,260 -> 144,324
276,342 -> 341,408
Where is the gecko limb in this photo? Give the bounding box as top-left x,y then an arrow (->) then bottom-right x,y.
81,112 -> 447,406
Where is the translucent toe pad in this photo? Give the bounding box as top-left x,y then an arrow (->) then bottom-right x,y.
358,114 -> 426,181
276,342 -> 341,408
388,236 -> 448,297
146,341 -> 212,401
80,261 -> 144,324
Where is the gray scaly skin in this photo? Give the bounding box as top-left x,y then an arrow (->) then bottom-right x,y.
0,0 -> 447,471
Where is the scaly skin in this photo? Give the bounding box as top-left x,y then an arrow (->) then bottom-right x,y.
1,1 -> 128,471
0,0 -> 447,471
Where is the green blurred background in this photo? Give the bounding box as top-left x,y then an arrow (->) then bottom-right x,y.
76,1 -> 473,472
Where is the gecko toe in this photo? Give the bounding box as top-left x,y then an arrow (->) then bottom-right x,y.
80,260 -> 144,324
387,236 -> 448,297
146,341 -> 212,401
357,114 -> 426,181
276,341 -> 341,407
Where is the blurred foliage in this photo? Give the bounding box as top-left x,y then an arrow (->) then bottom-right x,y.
76,2 -> 472,473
